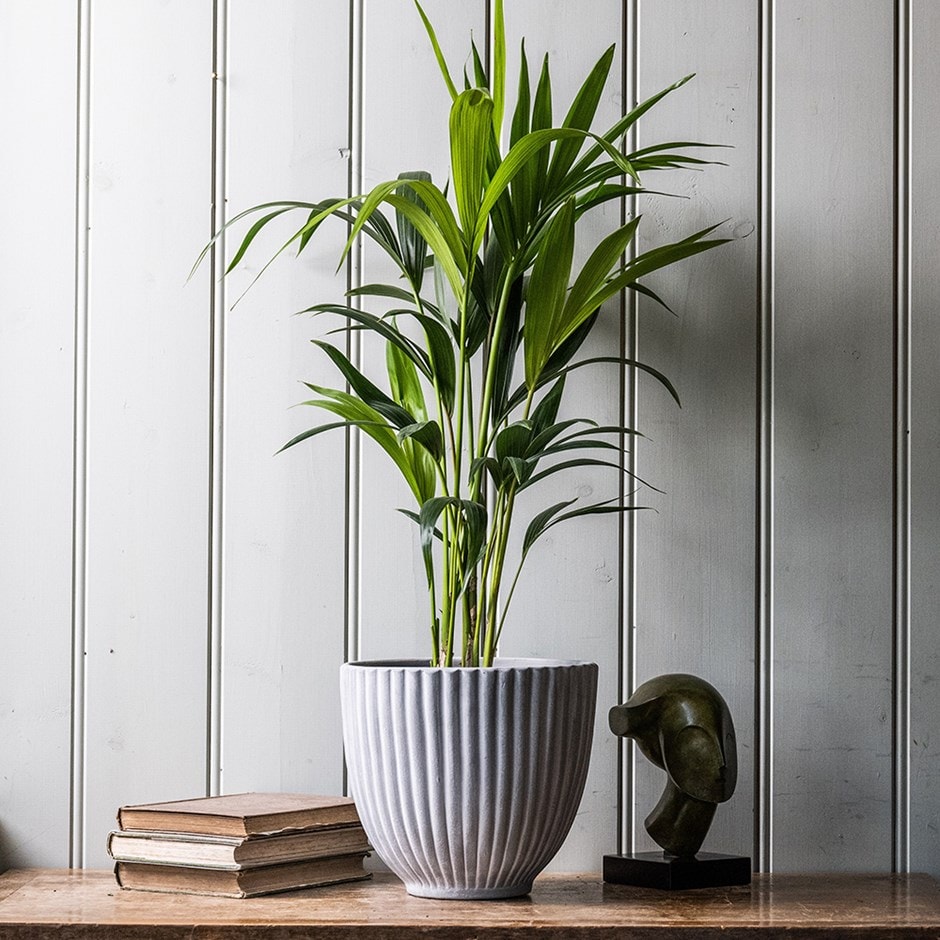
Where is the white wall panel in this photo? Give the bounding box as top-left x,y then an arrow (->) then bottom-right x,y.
356,0 -> 486,661
219,0 -> 350,797
0,0 -> 78,870
772,0 -> 895,872
499,0 -> 625,873
1,0 -> 938,878
634,0 -> 758,861
910,0 -> 940,877
81,0 -> 214,867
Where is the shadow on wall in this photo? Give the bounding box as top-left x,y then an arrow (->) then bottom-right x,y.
0,821 -> 9,875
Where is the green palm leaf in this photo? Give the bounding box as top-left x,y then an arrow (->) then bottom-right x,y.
556,226 -> 731,349
520,457 -> 627,490
382,308 -> 456,413
545,44 -> 616,195
529,376 -> 565,433
563,217 -> 641,322
418,497 -> 488,577
346,283 -> 415,304
565,74 -> 696,183
190,199 -> 319,280
385,193 -> 466,304
298,387 -> 425,501
473,125 -> 579,256
399,421 -> 444,463
522,197 -> 576,388
522,498 -> 577,554
277,418 -> 383,455
523,498 -> 649,555
301,304 -> 432,379
310,342 -> 416,429
450,88 -> 494,238
413,0 -> 458,100
495,421 -> 533,463
395,171 -> 432,290
387,340 -> 428,422
491,0 -> 506,135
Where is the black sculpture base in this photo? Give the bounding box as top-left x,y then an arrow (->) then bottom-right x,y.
603,851 -> 752,890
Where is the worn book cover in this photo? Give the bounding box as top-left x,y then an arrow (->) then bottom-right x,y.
107,825 -> 371,869
117,793 -> 360,837
114,854 -> 371,898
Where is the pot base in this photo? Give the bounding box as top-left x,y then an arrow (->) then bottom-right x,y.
404,880 -> 533,900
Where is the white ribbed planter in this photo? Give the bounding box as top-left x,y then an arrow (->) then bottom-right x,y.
340,658 -> 598,899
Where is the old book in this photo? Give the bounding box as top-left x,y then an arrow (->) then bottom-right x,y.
114,854 -> 371,898
107,825 -> 371,870
117,793 -> 360,838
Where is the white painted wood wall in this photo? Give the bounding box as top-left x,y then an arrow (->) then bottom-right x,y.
1,0 -> 937,876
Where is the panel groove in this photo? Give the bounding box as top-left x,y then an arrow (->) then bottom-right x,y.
755,0 -> 775,874
618,0 -> 639,859
892,0 -> 912,876
207,0 -> 229,799
70,0 -> 92,869
344,0 -> 365,792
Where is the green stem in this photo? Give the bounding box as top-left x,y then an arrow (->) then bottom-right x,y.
461,364 -> 479,666
424,546 -> 440,667
471,262 -> 518,497
453,294 -> 470,494
467,263 -> 516,664
444,519 -> 461,666
405,278 -> 458,666
479,387 -> 537,665
493,548 -> 529,649
440,508 -> 452,664
464,359 -> 476,475
444,260 -> 475,669
478,482 -> 507,588
481,482 -> 516,666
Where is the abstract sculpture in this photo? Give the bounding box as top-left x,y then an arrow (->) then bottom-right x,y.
604,673 -> 751,889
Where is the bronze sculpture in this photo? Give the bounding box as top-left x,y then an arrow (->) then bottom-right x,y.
609,673 -> 736,857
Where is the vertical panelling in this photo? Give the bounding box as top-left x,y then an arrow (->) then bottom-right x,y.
755,0 -> 776,872
81,0 -> 213,866
2,1 -> 936,877
219,0 -> 350,795
207,0 -> 227,797
910,0 -> 940,878
0,0 -> 78,869
356,0 -> 485,661
621,1 -> 640,854
892,0 -> 912,874
633,0 -> 758,860
773,1 -> 895,871
499,0 -> 625,871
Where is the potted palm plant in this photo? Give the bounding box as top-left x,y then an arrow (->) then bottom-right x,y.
205,0 -> 727,900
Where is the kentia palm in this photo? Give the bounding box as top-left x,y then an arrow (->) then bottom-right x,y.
204,0 -> 728,899
208,5 -> 726,670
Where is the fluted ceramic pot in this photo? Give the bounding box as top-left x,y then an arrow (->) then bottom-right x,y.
340,658 -> 598,899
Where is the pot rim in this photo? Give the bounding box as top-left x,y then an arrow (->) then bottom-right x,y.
343,657 -> 597,670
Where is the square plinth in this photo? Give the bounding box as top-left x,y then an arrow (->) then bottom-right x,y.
603,851 -> 752,890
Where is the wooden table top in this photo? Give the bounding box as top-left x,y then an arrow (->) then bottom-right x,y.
0,868 -> 939,938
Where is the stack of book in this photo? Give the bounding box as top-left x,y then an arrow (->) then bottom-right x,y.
109,792 -> 372,898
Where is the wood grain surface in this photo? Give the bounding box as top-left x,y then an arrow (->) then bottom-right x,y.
0,869 -> 938,938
